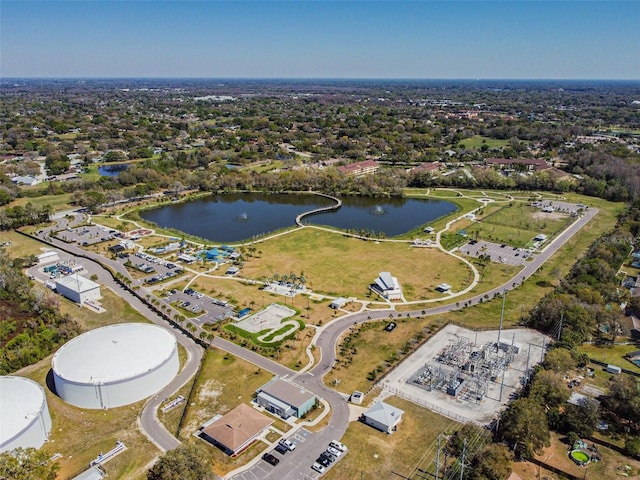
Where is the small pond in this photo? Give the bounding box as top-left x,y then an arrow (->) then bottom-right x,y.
98,164 -> 129,177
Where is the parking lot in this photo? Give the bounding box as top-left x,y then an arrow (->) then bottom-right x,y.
120,251 -> 184,285
55,224 -> 122,246
227,429 -> 348,480
163,287 -> 235,326
459,239 -> 533,266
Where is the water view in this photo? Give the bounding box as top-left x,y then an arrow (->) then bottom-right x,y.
98,163 -> 129,177
140,193 -> 456,243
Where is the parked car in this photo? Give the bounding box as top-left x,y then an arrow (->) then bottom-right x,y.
279,438 -> 296,451
329,440 -> 346,452
311,462 -> 326,474
326,446 -> 342,457
274,443 -> 288,455
262,453 -> 279,466
320,452 -> 336,463
316,456 -> 331,468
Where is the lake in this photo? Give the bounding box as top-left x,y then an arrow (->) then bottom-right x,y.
139,193 -> 456,243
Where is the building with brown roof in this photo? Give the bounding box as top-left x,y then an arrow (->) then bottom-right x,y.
337,159 -> 380,177
201,404 -> 273,455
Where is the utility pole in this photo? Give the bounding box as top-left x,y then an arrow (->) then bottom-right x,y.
525,343 -> 532,385
557,313 -> 564,342
435,434 -> 441,480
497,289 -> 506,351
459,439 -> 467,480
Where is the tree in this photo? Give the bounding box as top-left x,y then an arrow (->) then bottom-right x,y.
0,448 -> 59,480
542,347 -> 576,373
471,444 -> 512,480
147,444 -> 213,480
499,397 -> 550,458
563,398 -> 599,438
529,370 -> 570,410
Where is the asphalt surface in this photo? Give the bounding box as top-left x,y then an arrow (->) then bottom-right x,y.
28,206 -> 597,478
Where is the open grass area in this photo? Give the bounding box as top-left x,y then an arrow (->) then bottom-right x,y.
1,229 -> 50,257
241,228 -> 473,301
467,203 -> 574,248
324,317 -> 444,394
325,396 -> 459,480
455,135 -> 511,150
579,343 -> 640,374
173,348 -> 276,477
10,192 -> 75,212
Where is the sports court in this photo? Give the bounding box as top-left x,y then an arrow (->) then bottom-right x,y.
236,303 -> 296,333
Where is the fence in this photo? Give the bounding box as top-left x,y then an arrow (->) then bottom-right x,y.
382,385 -> 473,425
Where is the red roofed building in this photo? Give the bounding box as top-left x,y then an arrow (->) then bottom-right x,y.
337,159 -> 380,177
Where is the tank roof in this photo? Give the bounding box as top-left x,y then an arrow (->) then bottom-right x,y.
0,376 -> 47,447
52,323 -> 177,384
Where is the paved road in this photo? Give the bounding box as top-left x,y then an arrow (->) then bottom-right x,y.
28,205 -> 597,477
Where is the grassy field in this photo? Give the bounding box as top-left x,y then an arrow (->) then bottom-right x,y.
324,318 -> 445,394
467,203 -> 574,248
171,348 -> 277,477
454,135 -> 511,150
241,228 -> 473,301
578,343 -> 640,374
1,229 -> 50,257
325,396 -> 460,480
10,192 -> 75,212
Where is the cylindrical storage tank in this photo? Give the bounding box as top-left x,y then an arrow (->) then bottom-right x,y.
0,376 -> 52,453
52,323 -> 179,409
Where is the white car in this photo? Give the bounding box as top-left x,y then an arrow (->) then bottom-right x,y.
311,462 -> 326,474
326,446 -> 342,457
329,440 -> 346,452
279,438 -> 296,451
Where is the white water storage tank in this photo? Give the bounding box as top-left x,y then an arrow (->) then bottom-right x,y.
0,376 -> 52,453
52,323 -> 179,409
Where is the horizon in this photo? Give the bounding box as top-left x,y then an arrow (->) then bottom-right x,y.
2,1 -> 639,80
4,77 -> 640,83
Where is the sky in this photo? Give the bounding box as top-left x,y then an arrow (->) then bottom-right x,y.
1,1 -> 639,80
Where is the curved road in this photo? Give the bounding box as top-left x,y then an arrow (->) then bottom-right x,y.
32,204 -> 596,476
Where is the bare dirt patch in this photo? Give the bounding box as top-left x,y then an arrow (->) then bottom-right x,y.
532,211 -> 566,220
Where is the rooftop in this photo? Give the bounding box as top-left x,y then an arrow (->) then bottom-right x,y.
0,376 -> 47,448
364,400 -> 404,427
55,274 -> 100,293
258,378 -> 315,408
202,404 -> 273,453
52,323 -> 177,384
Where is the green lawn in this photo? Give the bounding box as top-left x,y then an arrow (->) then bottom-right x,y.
10,192 -> 74,212
578,343 -> 640,374
455,135 -> 510,150
241,228 -> 473,301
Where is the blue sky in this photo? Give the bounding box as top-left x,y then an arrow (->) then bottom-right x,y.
2,1 -> 639,79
